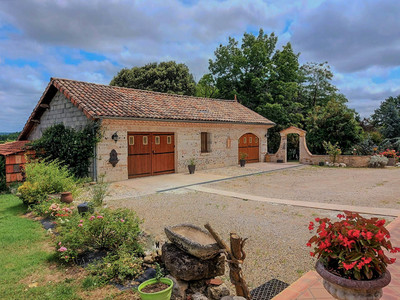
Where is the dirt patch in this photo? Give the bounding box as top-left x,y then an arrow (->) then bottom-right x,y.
141,282 -> 169,293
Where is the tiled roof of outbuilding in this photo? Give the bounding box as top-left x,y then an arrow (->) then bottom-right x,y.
0,141 -> 30,156
19,78 -> 274,140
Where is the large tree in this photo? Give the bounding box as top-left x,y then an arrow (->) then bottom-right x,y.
208,29 -> 277,109
371,95 -> 400,139
110,61 -> 196,95
305,95 -> 363,154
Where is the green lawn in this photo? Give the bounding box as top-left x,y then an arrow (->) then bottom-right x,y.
0,194 -> 81,299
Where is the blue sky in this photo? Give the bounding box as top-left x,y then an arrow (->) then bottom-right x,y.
1,0 -> 400,132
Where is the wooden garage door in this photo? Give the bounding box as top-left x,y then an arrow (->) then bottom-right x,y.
238,133 -> 259,163
128,132 -> 175,178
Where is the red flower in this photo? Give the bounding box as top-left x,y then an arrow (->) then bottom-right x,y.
375,231 -> 385,242
361,231 -> 374,240
337,214 -> 345,219
343,262 -> 357,270
310,252 -> 315,257
390,258 -> 396,264
315,217 -> 320,222
376,220 -> 386,227
308,222 -> 314,231
306,242 -> 311,247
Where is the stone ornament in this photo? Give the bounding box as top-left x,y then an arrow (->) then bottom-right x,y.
109,149 -> 119,167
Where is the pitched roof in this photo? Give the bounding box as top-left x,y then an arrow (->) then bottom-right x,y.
19,78 -> 274,140
0,141 -> 30,156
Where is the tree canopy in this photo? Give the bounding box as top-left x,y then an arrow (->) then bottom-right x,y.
372,95 -> 400,139
110,61 -> 196,96
207,29 -> 362,154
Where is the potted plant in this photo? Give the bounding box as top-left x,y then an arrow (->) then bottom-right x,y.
379,149 -> 398,166
188,158 -> 196,174
239,152 -> 247,167
307,211 -> 399,300
138,263 -> 173,300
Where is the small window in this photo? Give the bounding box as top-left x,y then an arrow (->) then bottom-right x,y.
155,136 -> 160,145
249,137 -> 252,143
129,136 -> 134,145
167,136 -> 172,144
143,136 -> 148,145
243,137 -> 247,144
255,137 -> 258,144
201,132 -> 210,153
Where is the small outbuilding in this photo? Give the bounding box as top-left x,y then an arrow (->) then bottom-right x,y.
0,141 -> 33,184
18,78 -> 275,182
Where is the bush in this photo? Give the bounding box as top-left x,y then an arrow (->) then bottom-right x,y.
55,208 -> 143,263
30,123 -> 100,178
0,155 -> 8,192
86,247 -> 143,283
323,141 -> 342,163
18,159 -> 78,205
91,175 -> 109,207
369,155 -> 388,168
29,195 -> 75,219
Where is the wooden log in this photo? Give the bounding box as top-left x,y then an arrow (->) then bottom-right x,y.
204,223 -> 251,299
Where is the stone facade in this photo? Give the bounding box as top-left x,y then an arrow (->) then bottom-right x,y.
301,155 -> 371,167
28,91 -> 89,140
96,118 -> 271,182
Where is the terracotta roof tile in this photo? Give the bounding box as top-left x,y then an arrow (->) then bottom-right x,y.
19,78 -> 274,140
0,141 -> 30,156
52,78 -> 274,124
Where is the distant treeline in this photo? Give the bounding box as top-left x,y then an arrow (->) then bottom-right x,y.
0,132 -> 20,143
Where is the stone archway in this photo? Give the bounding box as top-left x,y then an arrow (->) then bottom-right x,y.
269,126 -> 313,163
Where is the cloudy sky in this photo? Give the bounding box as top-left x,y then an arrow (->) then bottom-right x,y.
1,0 -> 400,132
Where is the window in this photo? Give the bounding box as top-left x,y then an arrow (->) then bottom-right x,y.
143,136 -> 148,145
201,132 -> 210,153
155,136 -> 160,145
243,137 -> 247,144
249,137 -> 252,143
255,137 -> 258,144
167,136 -> 172,144
129,136 -> 134,145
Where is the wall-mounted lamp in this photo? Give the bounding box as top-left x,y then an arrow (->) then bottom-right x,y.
111,132 -> 119,143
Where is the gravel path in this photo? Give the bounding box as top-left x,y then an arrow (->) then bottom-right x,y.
107,190 -> 394,290
207,166 -> 400,209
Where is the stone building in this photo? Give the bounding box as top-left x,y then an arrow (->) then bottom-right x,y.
19,78 -> 275,182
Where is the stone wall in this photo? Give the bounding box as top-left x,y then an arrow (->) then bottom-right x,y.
301,155 -> 371,167
28,91 -> 89,140
96,119 -> 272,182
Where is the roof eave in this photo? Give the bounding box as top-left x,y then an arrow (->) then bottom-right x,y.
95,115 -> 275,126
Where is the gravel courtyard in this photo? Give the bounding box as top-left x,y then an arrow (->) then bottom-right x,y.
107,166 -> 398,289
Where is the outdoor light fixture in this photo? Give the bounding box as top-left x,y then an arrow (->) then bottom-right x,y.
112,132 -> 119,142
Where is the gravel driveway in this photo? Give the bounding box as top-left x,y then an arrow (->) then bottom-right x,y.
208,166 -> 400,209
107,188 -> 394,289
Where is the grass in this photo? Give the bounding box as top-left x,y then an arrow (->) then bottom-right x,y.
0,194 -> 81,299
0,194 -> 137,300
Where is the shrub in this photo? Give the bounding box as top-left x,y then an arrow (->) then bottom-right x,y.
18,159 -> 78,205
30,123 -> 100,178
29,195 -> 75,219
323,141 -> 342,163
369,155 -> 388,168
55,208 -> 143,264
86,247 -> 143,283
307,211 -> 400,280
379,149 -> 398,159
91,175 -> 109,207
0,155 -> 8,192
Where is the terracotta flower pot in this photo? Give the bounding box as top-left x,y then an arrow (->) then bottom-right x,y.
387,157 -> 395,166
60,192 -> 73,204
315,260 -> 391,300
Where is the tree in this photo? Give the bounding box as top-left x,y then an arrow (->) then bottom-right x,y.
195,74 -> 219,98
305,96 -> 363,154
371,95 -> 400,139
110,61 -> 196,95
208,29 -> 277,109
299,62 -> 337,109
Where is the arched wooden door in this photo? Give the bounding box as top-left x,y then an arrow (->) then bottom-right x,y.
238,133 -> 259,163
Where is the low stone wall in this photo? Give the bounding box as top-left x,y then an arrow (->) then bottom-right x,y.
301,155 -> 371,167
266,154 -> 371,167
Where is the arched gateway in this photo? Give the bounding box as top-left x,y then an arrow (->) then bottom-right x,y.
269,126 -> 313,163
